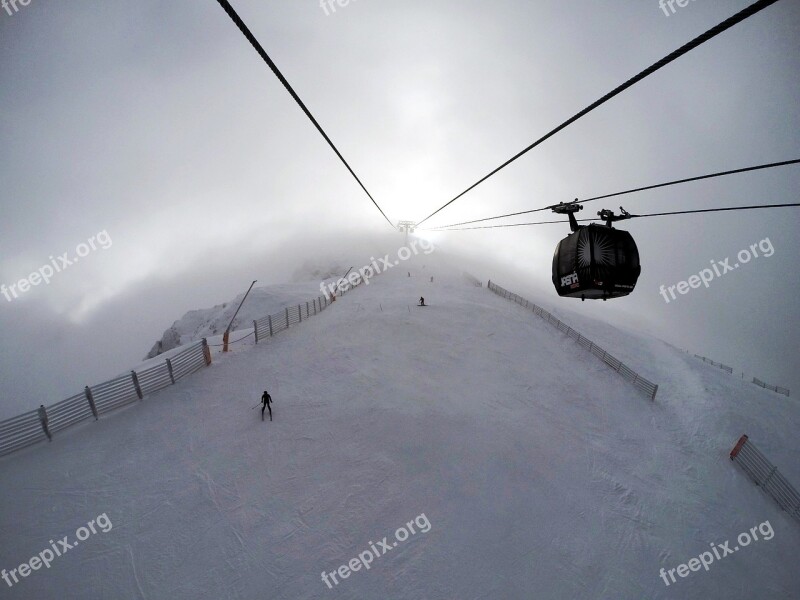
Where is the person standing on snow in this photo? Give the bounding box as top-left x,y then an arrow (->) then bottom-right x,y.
418,297 -> 425,306
261,390 -> 273,421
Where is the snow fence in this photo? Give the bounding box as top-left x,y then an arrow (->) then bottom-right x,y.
730,435 -> 800,524
0,276 -> 374,460
252,272 -> 371,342
0,340 -> 211,458
254,296 -> 328,341
693,354 -> 790,397
487,281 -> 659,400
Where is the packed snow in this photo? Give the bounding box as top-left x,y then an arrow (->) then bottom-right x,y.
1,247 -> 798,599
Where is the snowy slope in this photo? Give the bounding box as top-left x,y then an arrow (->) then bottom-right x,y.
1,248 -> 798,599
144,282 -> 330,358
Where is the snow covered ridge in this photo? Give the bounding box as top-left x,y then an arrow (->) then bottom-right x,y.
1,513 -> 113,590
488,280 -> 659,399
145,281 -> 342,358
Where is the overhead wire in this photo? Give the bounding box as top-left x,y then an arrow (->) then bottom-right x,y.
214,0 -> 395,228
430,202 -> 800,231
424,158 -> 800,230
416,0 -> 783,227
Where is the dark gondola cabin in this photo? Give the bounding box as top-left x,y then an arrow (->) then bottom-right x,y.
551,204 -> 641,300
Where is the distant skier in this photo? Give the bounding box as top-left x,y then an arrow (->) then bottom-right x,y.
261,390 -> 272,421
418,297 -> 425,306
430,276 -> 433,282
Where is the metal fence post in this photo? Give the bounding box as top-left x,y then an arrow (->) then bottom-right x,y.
286,307 -> 290,328
84,386 -> 98,420
131,370 -> 144,400
298,304 -> 302,322
166,359 -> 176,384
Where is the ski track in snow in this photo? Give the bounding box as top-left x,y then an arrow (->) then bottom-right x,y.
1,251 -> 798,599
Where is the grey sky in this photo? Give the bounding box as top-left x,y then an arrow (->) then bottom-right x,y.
1,0 -> 798,416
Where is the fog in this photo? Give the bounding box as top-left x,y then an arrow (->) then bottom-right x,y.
1,0 -> 798,417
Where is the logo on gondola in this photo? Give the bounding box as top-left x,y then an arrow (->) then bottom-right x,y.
578,231 -> 614,267
560,272 -> 579,287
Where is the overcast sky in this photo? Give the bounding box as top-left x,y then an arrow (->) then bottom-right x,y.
1,0 -> 798,417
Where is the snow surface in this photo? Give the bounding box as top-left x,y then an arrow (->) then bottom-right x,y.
144,282 -> 332,358
1,248 -> 798,599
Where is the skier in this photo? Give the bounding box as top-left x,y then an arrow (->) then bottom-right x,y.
261,390 -> 272,421
418,297 -> 425,306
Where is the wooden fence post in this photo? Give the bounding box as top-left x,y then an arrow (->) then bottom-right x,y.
202,339 -> 212,365
37,405 -> 52,441
131,370 -> 144,400
253,320 -> 259,344
298,304 -> 302,322
84,386 -> 98,420
268,315 -> 274,337
166,359 -> 176,384
286,307 -> 290,328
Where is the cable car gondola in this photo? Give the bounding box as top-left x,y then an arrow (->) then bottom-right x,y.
551,202 -> 640,301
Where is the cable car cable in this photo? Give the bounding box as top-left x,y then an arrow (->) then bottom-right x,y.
626,202 -> 800,219
416,0 -> 782,228
213,0 -> 395,228
424,158 -> 800,229
431,202 -> 800,230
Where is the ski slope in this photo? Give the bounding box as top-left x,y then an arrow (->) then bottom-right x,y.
144,282 -> 332,358
1,249 -> 798,599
